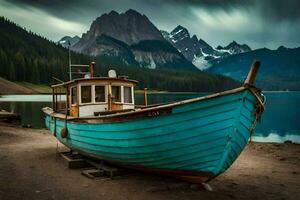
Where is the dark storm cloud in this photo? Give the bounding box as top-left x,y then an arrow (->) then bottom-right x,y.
4,0 -> 72,7
163,0 -> 300,21
5,0 -> 300,22
5,0 -> 245,8
3,0 -> 99,20
162,0 -> 250,8
260,0 -> 300,21
2,0 -> 300,48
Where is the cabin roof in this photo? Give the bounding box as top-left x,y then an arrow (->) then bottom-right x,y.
51,77 -> 138,88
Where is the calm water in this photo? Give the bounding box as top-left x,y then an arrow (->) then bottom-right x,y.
0,92 -> 299,143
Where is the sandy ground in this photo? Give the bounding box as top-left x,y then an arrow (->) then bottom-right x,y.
0,124 -> 299,200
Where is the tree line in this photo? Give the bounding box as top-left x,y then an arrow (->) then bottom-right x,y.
0,17 -> 90,83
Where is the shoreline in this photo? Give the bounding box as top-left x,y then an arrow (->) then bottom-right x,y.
0,124 -> 299,200
2,90 -> 300,96
1,79 -> 300,95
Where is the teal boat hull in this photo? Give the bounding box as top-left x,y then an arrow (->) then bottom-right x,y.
44,89 -> 260,183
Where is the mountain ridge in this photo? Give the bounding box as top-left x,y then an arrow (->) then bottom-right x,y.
161,25 -> 252,70
58,35 -> 80,48
161,25 -> 300,90
72,10 -> 197,71
208,47 -> 300,90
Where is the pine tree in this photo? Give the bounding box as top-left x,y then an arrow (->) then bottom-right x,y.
8,62 -> 16,81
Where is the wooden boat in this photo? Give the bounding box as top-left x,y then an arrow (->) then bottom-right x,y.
0,109 -> 21,124
42,61 -> 265,183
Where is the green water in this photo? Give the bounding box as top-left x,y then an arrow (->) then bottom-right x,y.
1,92 -> 299,143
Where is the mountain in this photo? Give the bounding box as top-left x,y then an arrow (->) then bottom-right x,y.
77,9 -> 164,46
0,16 -> 239,92
207,46 -> 300,90
58,36 -> 80,48
162,25 -> 252,70
73,10 -> 197,71
162,25 -> 300,90
216,41 -> 251,54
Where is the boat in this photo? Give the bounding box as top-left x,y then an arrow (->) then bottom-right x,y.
42,60 -> 265,183
0,109 -> 21,124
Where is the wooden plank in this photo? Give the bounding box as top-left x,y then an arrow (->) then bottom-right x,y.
60,152 -> 91,169
43,86 -> 247,121
85,159 -> 128,178
244,60 -> 260,85
81,169 -> 104,179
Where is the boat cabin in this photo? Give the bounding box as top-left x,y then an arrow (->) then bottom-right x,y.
51,63 -> 138,118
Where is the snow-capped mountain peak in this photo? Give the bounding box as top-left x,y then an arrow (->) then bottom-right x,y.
217,41 -> 252,54
57,36 -> 80,48
161,26 -> 252,70
162,26 -> 221,69
169,25 -> 190,43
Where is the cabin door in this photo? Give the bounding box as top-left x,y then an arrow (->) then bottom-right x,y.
111,85 -> 122,110
70,86 -> 78,117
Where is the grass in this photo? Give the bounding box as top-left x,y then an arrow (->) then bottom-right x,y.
16,82 -> 52,94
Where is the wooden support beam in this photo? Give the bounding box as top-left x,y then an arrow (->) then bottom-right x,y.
108,84 -> 112,111
60,152 -> 90,169
52,87 -> 55,111
144,88 -> 148,106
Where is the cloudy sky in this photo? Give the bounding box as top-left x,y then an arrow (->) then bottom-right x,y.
1,0 -> 300,49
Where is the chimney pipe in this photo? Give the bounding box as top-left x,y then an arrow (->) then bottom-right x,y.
90,62 -> 95,78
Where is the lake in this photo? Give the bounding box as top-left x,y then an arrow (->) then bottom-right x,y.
0,92 -> 299,144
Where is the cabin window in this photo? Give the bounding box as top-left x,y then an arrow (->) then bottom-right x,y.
124,86 -> 132,103
95,85 -> 105,103
71,87 -> 77,105
112,86 -> 121,102
81,85 -> 92,103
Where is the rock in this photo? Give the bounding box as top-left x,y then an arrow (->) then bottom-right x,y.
230,182 -> 239,186
279,157 -> 286,161
190,184 -> 200,190
284,140 -> 293,144
201,183 -> 213,191
22,124 -> 32,128
227,194 -> 236,199
81,184 -> 89,188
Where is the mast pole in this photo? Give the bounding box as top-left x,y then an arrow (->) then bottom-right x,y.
68,43 -> 72,81
144,88 -> 148,106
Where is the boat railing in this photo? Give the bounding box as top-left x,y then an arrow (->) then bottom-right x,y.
137,102 -> 169,109
94,109 -> 135,116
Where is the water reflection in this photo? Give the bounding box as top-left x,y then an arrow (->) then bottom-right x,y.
253,92 -> 300,138
0,101 -> 51,128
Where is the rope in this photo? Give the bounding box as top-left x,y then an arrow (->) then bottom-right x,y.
248,87 -> 266,143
